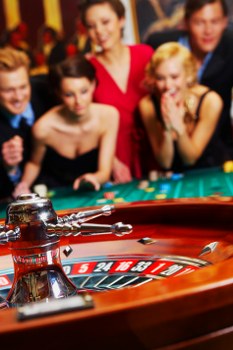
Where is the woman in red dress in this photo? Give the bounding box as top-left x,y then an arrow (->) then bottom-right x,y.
79,0 -> 153,182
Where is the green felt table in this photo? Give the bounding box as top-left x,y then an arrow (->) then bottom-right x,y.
0,167 -> 232,219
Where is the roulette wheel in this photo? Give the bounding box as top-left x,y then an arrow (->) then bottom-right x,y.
0,193 -> 232,349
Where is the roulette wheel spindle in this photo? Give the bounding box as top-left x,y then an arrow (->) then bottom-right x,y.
0,193 -> 132,307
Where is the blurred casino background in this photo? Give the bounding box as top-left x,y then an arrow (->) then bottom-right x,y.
0,0 -> 77,50
0,0 -> 232,72
0,0 -> 138,71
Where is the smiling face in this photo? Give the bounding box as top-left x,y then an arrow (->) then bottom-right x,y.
59,77 -> 95,118
0,66 -> 31,115
186,2 -> 228,55
84,3 -> 125,51
152,56 -> 189,103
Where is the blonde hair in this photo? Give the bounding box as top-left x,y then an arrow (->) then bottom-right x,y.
146,42 -> 198,87
0,47 -> 30,73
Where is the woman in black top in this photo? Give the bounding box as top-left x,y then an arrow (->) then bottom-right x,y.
139,42 -> 232,172
14,54 -> 119,196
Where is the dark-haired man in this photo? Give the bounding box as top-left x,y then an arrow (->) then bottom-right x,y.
146,0 -> 233,155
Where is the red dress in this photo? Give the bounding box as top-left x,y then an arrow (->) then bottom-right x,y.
89,44 -> 154,178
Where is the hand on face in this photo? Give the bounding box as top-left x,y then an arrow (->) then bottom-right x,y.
161,92 -> 186,135
2,135 -> 24,167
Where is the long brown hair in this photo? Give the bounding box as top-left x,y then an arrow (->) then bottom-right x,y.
49,54 -> 96,94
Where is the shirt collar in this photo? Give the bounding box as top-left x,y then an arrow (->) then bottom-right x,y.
178,35 -> 213,81
5,103 -> 35,129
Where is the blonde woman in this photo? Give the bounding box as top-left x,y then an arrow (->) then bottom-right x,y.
139,42 -> 232,172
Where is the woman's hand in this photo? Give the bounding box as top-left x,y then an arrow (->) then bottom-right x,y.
12,181 -> 31,199
73,173 -> 101,191
112,157 -> 132,184
161,92 -> 186,136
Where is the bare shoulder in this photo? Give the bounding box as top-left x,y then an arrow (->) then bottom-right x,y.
201,89 -> 223,110
193,85 -> 223,108
189,86 -> 223,121
92,103 -> 119,124
139,95 -> 153,107
206,90 -> 222,103
33,105 -> 62,139
139,95 -> 155,118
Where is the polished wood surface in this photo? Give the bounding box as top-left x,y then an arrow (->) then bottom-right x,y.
0,197 -> 233,349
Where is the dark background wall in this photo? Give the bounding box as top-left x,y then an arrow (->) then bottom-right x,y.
0,0 -> 233,51
0,0 -> 79,51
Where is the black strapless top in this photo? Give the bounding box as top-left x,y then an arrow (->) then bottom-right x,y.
151,92 -> 233,172
38,147 -> 99,188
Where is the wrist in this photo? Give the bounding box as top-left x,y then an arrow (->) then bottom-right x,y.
161,120 -> 172,132
164,124 -> 172,132
176,126 -> 186,137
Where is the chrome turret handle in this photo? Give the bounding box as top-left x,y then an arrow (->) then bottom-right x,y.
0,194 -> 133,244
45,221 -> 132,237
0,194 -> 133,306
0,193 -> 132,308
0,225 -> 20,244
57,205 -> 114,224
